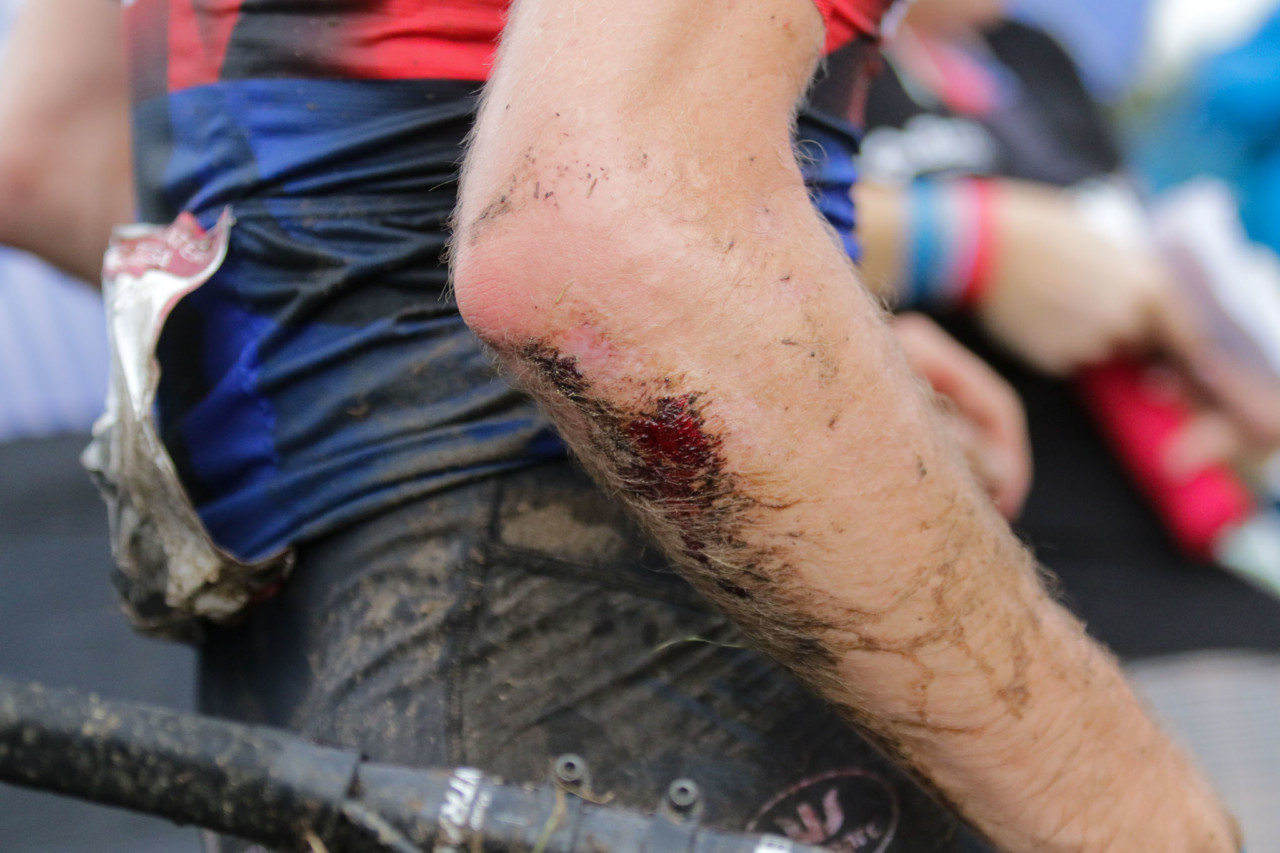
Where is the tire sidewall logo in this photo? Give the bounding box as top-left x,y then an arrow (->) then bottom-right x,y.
747,769 -> 899,853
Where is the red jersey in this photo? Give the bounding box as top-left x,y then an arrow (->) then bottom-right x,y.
129,0 -> 897,94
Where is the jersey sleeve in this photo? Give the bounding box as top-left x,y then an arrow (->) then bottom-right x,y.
811,0 -> 900,54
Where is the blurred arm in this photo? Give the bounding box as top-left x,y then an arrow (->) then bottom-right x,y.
858,177 -> 1204,369
0,0 -> 132,283
857,176 -> 1280,455
851,180 -> 908,300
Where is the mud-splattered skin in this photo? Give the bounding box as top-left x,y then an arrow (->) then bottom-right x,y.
462,130 -> 1047,813
507,340 -> 1040,807
514,342 -> 842,677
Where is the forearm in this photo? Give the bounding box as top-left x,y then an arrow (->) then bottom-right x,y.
0,0 -> 132,282
453,1 -> 1235,848
859,173 -> 1208,375
852,181 -> 909,298
855,177 -> 1000,311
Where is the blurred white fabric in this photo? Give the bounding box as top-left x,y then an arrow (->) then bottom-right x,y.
1143,0 -> 1280,88
0,248 -> 108,440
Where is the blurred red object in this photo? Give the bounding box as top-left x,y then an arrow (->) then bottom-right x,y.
1078,357 -> 1255,562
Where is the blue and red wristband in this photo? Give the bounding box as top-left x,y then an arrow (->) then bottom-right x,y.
901,177 -> 996,309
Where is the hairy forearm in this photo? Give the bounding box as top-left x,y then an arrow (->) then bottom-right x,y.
452,1 -> 1236,849
459,202 -> 1235,852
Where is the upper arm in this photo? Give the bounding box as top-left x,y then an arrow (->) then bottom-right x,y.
453,0 -> 839,340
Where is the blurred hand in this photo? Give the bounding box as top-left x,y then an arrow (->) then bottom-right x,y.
893,312 -> 1032,518
973,181 -> 1280,471
974,182 -> 1181,376
1162,355 -> 1280,480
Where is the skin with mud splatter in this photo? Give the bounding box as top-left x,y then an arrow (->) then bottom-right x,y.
507,341 -> 1037,790
514,342 -> 839,673
453,1 -> 1245,845
460,133 -> 1041,790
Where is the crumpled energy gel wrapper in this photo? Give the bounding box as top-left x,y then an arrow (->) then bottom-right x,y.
82,210 -> 293,642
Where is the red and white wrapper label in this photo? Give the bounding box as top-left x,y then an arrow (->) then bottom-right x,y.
83,209 -> 293,641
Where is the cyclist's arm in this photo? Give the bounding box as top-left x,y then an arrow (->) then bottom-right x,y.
0,0 -> 132,282
452,0 -> 1237,849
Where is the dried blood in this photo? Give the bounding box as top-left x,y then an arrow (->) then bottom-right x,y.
623,396 -> 718,506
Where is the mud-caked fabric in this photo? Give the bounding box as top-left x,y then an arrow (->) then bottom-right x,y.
200,462 -> 988,853
132,77 -> 566,564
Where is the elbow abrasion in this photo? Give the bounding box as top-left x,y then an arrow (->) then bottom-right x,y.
452,221 -> 843,686
511,338 -> 843,684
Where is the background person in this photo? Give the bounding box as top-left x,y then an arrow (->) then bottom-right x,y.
0,2 -> 194,850
851,0 -> 1280,659
845,2 -> 1280,843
